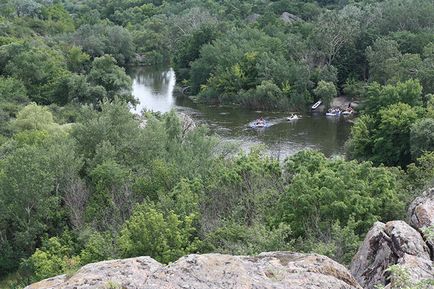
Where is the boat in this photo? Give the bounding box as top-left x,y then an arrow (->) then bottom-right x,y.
311,100 -> 322,110
287,114 -> 301,121
326,108 -> 341,117
250,121 -> 268,128
250,119 -> 268,128
342,107 -> 354,115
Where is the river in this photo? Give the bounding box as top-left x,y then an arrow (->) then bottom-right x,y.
129,66 -> 352,159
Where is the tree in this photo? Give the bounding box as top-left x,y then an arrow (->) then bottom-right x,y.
366,38 -> 401,84
12,0 -> 41,17
277,150 -> 405,237
168,7 -> 217,51
314,80 -> 337,108
410,118 -> 434,160
348,102 -> 422,167
26,235 -> 80,282
373,103 -> 420,166
173,24 -> 219,81
4,44 -> 68,104
118,203 -> 201,263
203,222 -> 291,256
377,0 -> 434,33
79,231 -> 116,265
345,115 -> 375,162
405,152 -> 434,193
311,5 -> 361,65
86,160 -> 132,230
361,80 -> 423,116
72,24 -> 135,65
13,103 -> 56,132
72,100 -> 142,166
87,56 -> 133,102
0,76 -> 28,106
41,3 -> 75,33
419,43 -> 434,95
0,144 -> 59,274
65,46 -> 90,74
0,76 -> 28,133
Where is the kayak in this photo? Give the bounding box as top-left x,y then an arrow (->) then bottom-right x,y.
287,115 -> 301,121
311,100 -> 322,110
250,120 -> 269,128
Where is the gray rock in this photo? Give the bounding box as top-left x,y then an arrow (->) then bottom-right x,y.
26,252 -> 362,289
408,187 -> 434,264
385,221 -> 431,259
25,256 -> 162,289
350,222 -> 392,289
399,254 -> 433,282
280,12 -> 301,23
246,13 -> 260,23
350,221 -> 433,289
179,112 -> 196,135
408,188 -> 434,229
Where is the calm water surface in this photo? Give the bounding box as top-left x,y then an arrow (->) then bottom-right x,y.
129,66 -> 352,158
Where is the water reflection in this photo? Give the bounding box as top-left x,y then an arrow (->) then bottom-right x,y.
129,66 -> 352,158
129,66 -> 176,113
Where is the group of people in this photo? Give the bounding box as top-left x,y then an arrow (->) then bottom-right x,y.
327,108 -> 342,114
255,116 -> 265,126
327,103 -> 354,115
344,106 -> 354,113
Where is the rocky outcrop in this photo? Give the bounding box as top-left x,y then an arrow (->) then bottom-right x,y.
179,112 -> 196,135
25,257 -> 162,289
280,12 -> 301,23
409,188 -> 434,255
409,188 -> 434,229
351,189 -> 434,289
26,252 -> 362,289
246,13 -> 260,23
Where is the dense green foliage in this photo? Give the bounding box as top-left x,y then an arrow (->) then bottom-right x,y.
0,0 -> 433,112
345,79 -> 433,167
0,0 -> 433,288
1,101 -> 432,287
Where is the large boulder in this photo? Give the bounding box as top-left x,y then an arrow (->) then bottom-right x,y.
350,221 -> 433,289
26,252 -> 362,289
145,252 -> 362,289
280,12 -> 301,23
408,187 -> 434,262
408,188 -> 434,229
25,256 -> 162,289
408,187 -> 434,230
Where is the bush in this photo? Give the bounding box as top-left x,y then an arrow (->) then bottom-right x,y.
25,235 -> 80,282
277,150 -> 406,237
314,80 -> 337,109
117,203 -> 201,263
203,222 -> 292,255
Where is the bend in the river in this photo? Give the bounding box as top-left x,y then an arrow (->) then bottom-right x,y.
128,66 -> 352,158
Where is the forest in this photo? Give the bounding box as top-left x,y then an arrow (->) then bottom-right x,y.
0,0 -> 433,287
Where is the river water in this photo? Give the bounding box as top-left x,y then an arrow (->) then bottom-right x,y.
129,66 -> 352,158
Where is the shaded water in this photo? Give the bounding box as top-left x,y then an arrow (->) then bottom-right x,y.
129,66 -> 352,158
